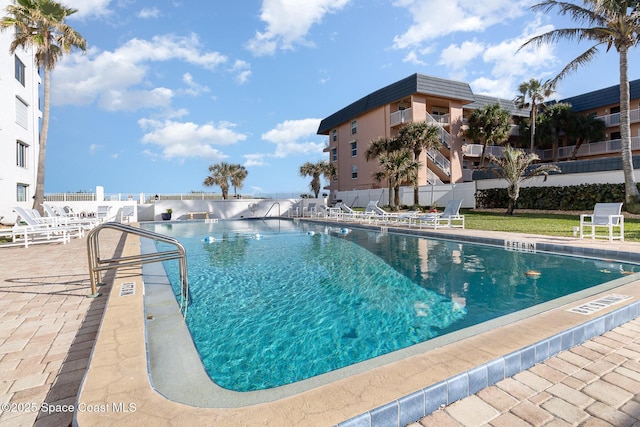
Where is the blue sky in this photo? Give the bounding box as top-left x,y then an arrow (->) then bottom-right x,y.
39,0 -> 639,196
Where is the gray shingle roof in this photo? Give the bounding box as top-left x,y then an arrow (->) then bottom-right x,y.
558,79 -> 640,112
465,94 -> 529,117
317,73 -> 476,134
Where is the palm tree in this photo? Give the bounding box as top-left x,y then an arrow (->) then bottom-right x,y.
465,104 -> 513,167
566,112 -> 606,160
514,78 -> 555,152
536,103 -> 572,162
398,121 -> 442,206
521,0 -> 640,209
373,149 -> 420,209
486,145 -> 561,215
1,0 -> 86,214
299,160 -> 335,198
365,136 -> 402,204
204,162 -> 234,199
229,164 -> 248,198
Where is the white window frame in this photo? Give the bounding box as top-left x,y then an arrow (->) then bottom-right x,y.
351,165 -> 358,179
15,96 -> 28,129
17,184 -> 28,202
15,55 -> 25,86
351,120 -> 357,135
17,141 -> 28,168
350,141 -> 357,157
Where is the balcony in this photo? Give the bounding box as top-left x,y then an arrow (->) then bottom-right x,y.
390,108 -> 413,127
596,108 -> 640,127
461,136 -> 640,162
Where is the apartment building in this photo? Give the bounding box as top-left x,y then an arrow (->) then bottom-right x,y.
551,79 -> 640,161
0,2 -> 41,224
318,73 -> 640,198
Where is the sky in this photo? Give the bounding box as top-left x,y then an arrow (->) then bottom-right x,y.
20,0 -> 640,196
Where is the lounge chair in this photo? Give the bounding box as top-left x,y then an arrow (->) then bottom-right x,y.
302,203 -> 317,217
120,205 -> 136,223
409,200 -> 465,229
43,204 -> 98,229
334,202 -> 359,221
11,207 -> 83,247
96,205 -> 115,223
579,202 -> 624,241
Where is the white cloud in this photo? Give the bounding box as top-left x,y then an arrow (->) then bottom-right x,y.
181,73 -> 210,96
392,0 -> 529,50
439,39 -> 485,71
244,153 -> 270,167
261,118 -> 325,158
246,0 -> 351,56
63,0 -> 113,20
138,119 -> 247,160
138,7 -> 161,19
230,60 -> 252,84
52,34 -> 228,111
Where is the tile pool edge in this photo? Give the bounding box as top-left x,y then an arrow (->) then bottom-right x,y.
335,298 -> 640,427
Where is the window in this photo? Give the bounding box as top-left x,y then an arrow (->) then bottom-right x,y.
351,165 -> 358,179
331,148 -> 337,161
351,141 -> 357,157
17,141 -> 28,168
332,129 -> 337,142
351,120 -> 357,135
611,131 -> 621,140
15,97 -> 28,129
15,56 -> 25,86
17,184 -> 28,202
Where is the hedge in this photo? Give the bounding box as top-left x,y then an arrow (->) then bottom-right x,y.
475,183 -> 638,211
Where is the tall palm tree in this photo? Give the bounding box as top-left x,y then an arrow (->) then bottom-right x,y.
204,162 -> 234,199
486,145 -> 562,215
465,104 -> 513,167
229,164 -> 248,198
299,160 -> 335,198
521,0 -> 640,208
365,136 -> 402,204
514,78 -> 555,152
1,0 -> 86,214
373,149 -> 420,209
398,121 -> 442,206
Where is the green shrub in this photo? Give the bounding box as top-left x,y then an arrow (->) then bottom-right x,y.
475,183 -> 637,211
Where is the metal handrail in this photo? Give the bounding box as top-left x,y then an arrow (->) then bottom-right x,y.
263,201 -> 281,218
86,222 -> 189,315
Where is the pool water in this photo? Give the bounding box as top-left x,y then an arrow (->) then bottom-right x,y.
144,219 -> 638,392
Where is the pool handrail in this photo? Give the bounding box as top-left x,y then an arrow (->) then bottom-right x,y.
86,222 -> 189,314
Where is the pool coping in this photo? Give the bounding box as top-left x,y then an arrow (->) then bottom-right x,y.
75,220 -> 640,426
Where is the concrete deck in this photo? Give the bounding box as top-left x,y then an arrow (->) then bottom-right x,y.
0,223 -> 638,426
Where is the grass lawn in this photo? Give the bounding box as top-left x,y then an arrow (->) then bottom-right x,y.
462,209 -> 640,242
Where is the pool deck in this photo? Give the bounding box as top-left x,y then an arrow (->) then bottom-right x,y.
0,223 -> 639,426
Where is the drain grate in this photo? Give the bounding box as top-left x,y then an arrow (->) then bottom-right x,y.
567,293 -> 632,315
119,282 -> 136,297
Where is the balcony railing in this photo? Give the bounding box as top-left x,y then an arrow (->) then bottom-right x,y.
462,136 -> 640,161
390,108 -> 413,127
426,148 -> 451,176
596,108 -> 640,127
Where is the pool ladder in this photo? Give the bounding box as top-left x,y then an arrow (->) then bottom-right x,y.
86,222 -> 189,315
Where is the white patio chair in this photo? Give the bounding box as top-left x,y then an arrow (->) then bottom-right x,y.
579,202 -> 624,241
409,200 -> 464,229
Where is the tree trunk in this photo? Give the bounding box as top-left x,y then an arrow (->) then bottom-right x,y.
619,47 -> 640,208
33,67 -> 50,215
530,102 -> 536,152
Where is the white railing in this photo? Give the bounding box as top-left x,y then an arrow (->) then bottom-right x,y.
390,108 -> 413,127
596,108 -> 640,127
538,136 -> 640,160
426,169 -> 444,185
426,148 -> 451,176
461,144 -> 505,158
45,193 -> 97,202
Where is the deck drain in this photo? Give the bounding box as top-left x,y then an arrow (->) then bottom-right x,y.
567,294 -> 632,315
119,282 -> 136,297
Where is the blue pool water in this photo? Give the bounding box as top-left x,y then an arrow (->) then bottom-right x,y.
144,219 -> 638,392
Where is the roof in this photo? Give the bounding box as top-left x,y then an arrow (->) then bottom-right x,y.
464,94 -> 529,117
317,73 -> 476,135
558,79 -> 640,112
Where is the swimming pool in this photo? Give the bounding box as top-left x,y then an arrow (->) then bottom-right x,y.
143,219 -> 639,394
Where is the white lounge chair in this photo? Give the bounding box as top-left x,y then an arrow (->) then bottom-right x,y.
302,203 -> 317,217
120,205 -> 136,223
579,202 -> 624,241
43,204 -> 98,230
11,207 -> 83,247
334,202 -> 359,221
409,200 -> 465,229
96,205 -> 115,223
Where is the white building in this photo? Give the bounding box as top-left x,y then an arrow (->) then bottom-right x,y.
0,0 -> 41,225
